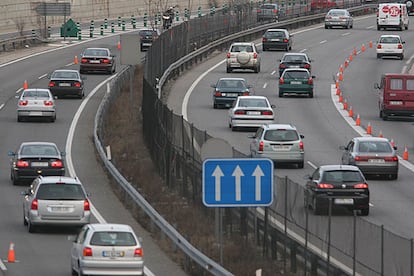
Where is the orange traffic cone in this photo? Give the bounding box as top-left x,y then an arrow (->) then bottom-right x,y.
349,54 -> 353,61
369,40 -> 373,48
361,44 -> 366,52
7,242 -> 15,263
336,87 -> 341,96
366,122 -> 372,135
344,59 -> 349,68
403,146 -> 409,160
343,100 -> 348,110
74,55 -> 78,64
339,65 -> 343,73
339,94 -> 343,103
23,80 -> 28,90
378,130 -> 383,138
349,106 -> 353,117
117,41 -> 121,50
356,114 -> 361,126
339,72 -> 343,81
353,48 -> 357,56
335,80 -> 339,89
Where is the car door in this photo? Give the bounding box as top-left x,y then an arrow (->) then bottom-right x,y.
71,225 -> 89,270
341,140 -> 354,165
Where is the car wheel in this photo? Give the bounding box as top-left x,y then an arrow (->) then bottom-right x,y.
51,115 -> 56,122
262,47 -> 266,51
23,210 -> 27,226
309,92 -> 313,98
380,110 -> 388,120
313,197 -> 322,215
279,92 -> 283,98
400,54 -> 404,60
360,207 -> 369,216
17,116 -> 22,122
226,67 -> 232,73
377,26 -> 381,31
285,45 -> 289,52
297,161 -> 304,169
12,173 -> 19,185
231,126 -> 237,131
254,66 -> 259,73
213,103 -> 217,109
325,25 -> 328,29
389,173 -> 398,180
28,221 -> 36,233
376,54 -> 381,59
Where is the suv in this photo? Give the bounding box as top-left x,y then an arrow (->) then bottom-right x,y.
226,42 -> 261,73
139,28 -> 160,51
262,29 -> 293,51
249,124 -> 305,168
22,176 -> 91,232
257,4 -> 281,22
279,52 -> 312,77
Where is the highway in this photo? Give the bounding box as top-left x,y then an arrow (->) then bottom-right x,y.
167,14 -> 414,275
0,31 -> 186,275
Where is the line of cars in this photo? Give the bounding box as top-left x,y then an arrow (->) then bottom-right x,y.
10,47 -> 145,275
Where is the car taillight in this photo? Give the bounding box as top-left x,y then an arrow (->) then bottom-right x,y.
279,78 -> 284,85
299,141 -> 304,151
283,38 -> 289,43
84,199 -> 90,211
81,58 -> 88,63
258,141 -> 264,152
253,53 -> 258,59
18,100 -> 28,106
242,91 -> 250,96
398,44 -> 403,49
261,111 -> 273,115
51,160 -> 63,168
377,44 -> 382,49
44,100 -> 54,106
354,183 -> 368,189
339,16 -> 347,19
234,110 -> 246,115
317,183 -> 334,188
279,64 -> 286,69
384,156 -> 399,162
102,58 -> 110,64
214,91 -> 222,97
308,78 -> 313,85
16,160 -> 29,167
74,82 -> 82,87
304,64 -> 311,69
48,82 -> 56,87
257,9 -> 262,13
134,248 -> 143,257
31,199 -> 38,210
83,247 -> 93,256
272,9 -> 278,13
326,16 -> 332,19
226,52 -> 231,58
262,37 -> 267,42
355,156 -> 369,161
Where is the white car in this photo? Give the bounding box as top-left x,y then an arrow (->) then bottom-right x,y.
17,88 -> 56,122
226,42 -> 261,73
228,96 -> 275,131
376,34 -> 405,60
71,223 -> 144,276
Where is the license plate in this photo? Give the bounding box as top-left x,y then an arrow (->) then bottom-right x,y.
272,145 -> 291,150
51,206 -> 70,212
227,93 -> 238,97
247,111 -> 261,115
102,251 -> 125,257
89,60 -> 100,64
59,83 -> 71,87
31,162 -> 48,167
334,198 -> 354,205
368,159 -> 385,163
390,101 -> 403,105
290,81 -> 302,84
290,65 -> 300,68
29,111 -> 42,116
270,39 -> 280,42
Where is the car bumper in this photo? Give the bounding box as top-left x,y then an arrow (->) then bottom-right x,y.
279,85 -> 313,94
382,108 -> 414,118
80,259 -> 144,275
80,64 -> 113,72
214,97 -> 237,107
263,42 -> 288,49
231,118 -> 274,128
50,87 -> 83,97
29,211 -> 91,226
13,168 -> 65,180
314,192 -> 369,210
252,152 -> 304,163
227,60 -> 259,69
376,49 -> 403,56
355,163 -> 398,176
17,110 -> 55,118
325,21 -> 350,27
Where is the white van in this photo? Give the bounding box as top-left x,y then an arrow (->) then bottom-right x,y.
377,3 -> 409,30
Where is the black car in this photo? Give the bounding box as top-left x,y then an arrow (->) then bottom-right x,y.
211,77 -> 251,109
279,53 -> 312,77
139,28 -> 160,51
304,165 -> 370,216
8,142 -> 65,185
79,47 -> 116,74
262,29 -> 293,51
48,69 -> 86,99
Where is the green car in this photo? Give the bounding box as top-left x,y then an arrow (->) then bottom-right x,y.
278,68 -> 315,98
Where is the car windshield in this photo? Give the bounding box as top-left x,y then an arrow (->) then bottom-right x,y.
21,145 -> 58,155
283,55 -> 306,62
264,129 -> 298,141
23,90 -> 50,98
84,49 -> 109,56
218,80 -> 246,89
90,231 -> 137,246
238,99 -> 268,108
52,71 -> 79,79
230,45 -> 253,52
283,71 -> 309,79
380,37 -> 400,43
322,170 -> 364,183
36,184 -> 85,200
358,141 -> 392,153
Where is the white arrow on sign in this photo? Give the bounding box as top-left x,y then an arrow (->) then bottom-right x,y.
212,166 -> 224,201
232,165 -> 244,201
252,165 -> 264,201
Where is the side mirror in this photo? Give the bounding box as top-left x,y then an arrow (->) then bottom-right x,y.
339,145 -> 346,150
311,75 -> 316,79
303,174 -> 311,180
247,134 -> 255,138
271,104 -> 276,108
67,235 -> 77,242
300,134 -> 304,139
374,83 -> 380,89
210,84 -> 216,88
81,76 -> 87,80
61,151 -> 66,157
8,151 -> 15,157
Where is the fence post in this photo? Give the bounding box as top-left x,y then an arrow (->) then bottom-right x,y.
290,242 -> 297,273
381,225 -> 384,276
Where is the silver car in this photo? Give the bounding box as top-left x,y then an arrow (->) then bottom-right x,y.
340,137 -> 399,180
17,88 -> 56,122
324,9 -> 353,29
250,124 -> 305,168
228,96 -> 275,131
71,223 -> 144,276
226,42 -> 261,73
22,176 -> 91,233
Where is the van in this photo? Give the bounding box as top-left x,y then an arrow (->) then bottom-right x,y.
377,3 -> 409,30
375,74 -> 414,120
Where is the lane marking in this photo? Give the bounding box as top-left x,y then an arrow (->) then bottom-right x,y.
38,73 -> 47,80
320,40 -> 327,44
263,83 -> 267,89
342,32 -> 351,36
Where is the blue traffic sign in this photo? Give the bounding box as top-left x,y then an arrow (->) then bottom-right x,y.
202,158 -> 273,207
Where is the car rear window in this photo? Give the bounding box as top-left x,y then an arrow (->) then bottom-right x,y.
36,184 -> 86,200
218,80 -> 246,89
328,10 -> 346,16
90,231 -> 137,246
230,45 -> 253,52
283,55 -> 306,62
380,37 -> 400,43
283,71 -> 309,79
23,90 -> 50,98
322,170 -> 364,183
358,141 -> 392,153
21,145 -> 58,155
238,99 -> 268,108
264,129 -> 298,141
139,30 -> 155,36
52,71 -> 79,79
265,31 -> 285,38
84,49 -> 109,56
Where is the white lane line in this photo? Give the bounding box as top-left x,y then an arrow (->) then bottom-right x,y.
300,48 -> 307,53
341,32 -> 351,36
366,26 -> 375,29
271,70 -> 276,75
0,104 -> 4,110
65,63 -> 73,67
320,40 -> 327,44
263,83 -> 267,89
38,73 -> 47,80
16,88 -> 22,94
307,161 -> 317,169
